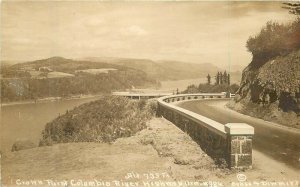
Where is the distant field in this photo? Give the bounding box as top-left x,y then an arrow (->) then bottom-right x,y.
75,68 -> 117,75
47,72 -> 74,78
28,71 -> 74,79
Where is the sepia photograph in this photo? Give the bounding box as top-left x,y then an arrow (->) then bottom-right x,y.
0,1 -> 300,187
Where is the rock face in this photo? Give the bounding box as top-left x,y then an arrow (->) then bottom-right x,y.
234,49 -> 300,122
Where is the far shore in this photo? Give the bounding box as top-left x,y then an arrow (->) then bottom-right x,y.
1,94 -> 103,107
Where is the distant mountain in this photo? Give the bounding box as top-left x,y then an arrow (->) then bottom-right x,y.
10,56 -> 128,73
1,57 -> 158,102
81,57 -> 165,79
81,57 -> 223,81
82,57 -> 242,84
158,60 -> 222,80
1,60 -> 23,66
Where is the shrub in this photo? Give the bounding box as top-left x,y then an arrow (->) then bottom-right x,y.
12,139 -> 36,152
144,99 -> 158,116
137,99 -> 147,110
39,96 -> 156,146
246,18 -> 300,66
182,83 -> 239,94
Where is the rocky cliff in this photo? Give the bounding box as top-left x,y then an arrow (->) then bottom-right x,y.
232,49 -> 300,128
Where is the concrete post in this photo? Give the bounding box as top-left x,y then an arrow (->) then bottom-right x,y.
156,103 -> 162,117
225,123 -> 254,169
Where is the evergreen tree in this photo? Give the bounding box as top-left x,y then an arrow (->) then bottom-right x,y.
207,74 -> 211,85
220,72 -> 223,85
223,71 -> 228,85
227,74 -> 231,85
215,72 -> 220,85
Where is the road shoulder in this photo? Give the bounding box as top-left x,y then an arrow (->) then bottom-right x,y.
1,117 -> 299,187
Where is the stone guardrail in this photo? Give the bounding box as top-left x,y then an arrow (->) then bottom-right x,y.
156,93 -> 254,169
112,92 -> 173,100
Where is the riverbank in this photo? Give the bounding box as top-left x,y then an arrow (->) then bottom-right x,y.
1,94 -> 103,107
2,117 -> 299,187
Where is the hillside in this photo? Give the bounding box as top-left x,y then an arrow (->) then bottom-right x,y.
231,19 -> 300,128
0,57 -> 158,102
158,60 -> 222,80
82,57 -> 231,81
39,96 -> 155,146
3,56 -> 127,75
2,117 -> 299,187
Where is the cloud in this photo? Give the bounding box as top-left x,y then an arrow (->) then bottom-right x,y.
0,1 -> 294,67
83,17 -> 105,27
9,37 -> 33,45
121,25 -> 148,36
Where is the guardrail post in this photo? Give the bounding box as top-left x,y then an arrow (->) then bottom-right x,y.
225,123 -> 254,169
156,102 -> 162,117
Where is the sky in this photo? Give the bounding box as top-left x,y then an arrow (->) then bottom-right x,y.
0,1 -> 295,70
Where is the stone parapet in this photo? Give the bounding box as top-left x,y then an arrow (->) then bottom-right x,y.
157,93 -> 254,169
225,123 -> 254,169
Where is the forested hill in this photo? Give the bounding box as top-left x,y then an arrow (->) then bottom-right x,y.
0,57 -> 158,102
6,56 -> 126,74
81,57 -> 228,81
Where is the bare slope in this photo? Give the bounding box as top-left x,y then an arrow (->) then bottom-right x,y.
2,118 -> 299,187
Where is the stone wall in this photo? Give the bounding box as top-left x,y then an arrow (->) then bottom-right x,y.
225,124 -> 254,169
157,94 -> 254,169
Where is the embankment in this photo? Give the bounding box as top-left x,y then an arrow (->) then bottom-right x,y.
2,117 -> 299,187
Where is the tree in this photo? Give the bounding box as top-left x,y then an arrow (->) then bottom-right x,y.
220,72 -> 223,85
207,74 -> 211,85
185,84 -> 198,93
215,72 -> 220,85
283,2 -> 300,15
223,71 -> 228,85
227,73 -> 231,85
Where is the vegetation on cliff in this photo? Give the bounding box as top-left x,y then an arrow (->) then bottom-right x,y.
39,96 -> 157,146
246,18 -> 300,68
233,15 -> 300,128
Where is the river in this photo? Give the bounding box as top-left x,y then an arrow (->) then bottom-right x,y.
0,78 -> 205,153
0,97 -> 101,153
160,78 -> 206,92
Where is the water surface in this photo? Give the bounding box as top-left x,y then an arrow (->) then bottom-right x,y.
160,78 -> 206,92
0,97 -> 101,152
1,78 -> 207,153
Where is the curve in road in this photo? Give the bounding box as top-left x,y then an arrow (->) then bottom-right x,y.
177,99 -> 300,170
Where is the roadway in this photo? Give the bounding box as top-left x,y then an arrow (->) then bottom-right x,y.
177,99 -> 300,170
